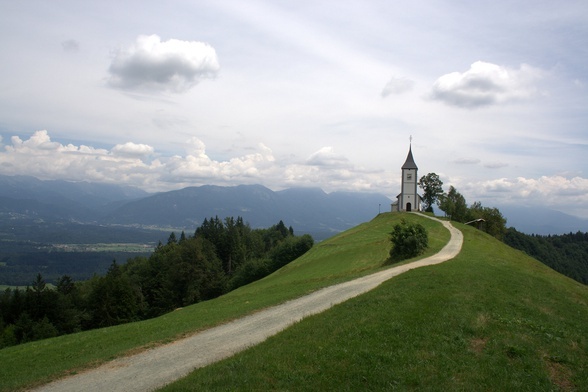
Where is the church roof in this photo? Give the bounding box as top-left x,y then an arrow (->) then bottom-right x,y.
401,145 -> 418,169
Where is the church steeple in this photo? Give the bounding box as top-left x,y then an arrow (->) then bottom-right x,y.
401,144 -> 418,170
391,139 -> 422,212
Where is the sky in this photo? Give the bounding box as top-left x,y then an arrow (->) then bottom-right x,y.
1,0 -> 587,217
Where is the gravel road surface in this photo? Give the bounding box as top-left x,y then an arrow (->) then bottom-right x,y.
34,215 -> 462,392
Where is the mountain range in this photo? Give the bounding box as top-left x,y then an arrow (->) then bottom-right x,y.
0,174 -> 586,239
0,175 -> 391,240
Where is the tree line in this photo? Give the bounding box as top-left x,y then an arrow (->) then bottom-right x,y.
504,228 -> 588,285
0,217 -> 313,348
420,173 -> 587,285
419,173 -> 507,239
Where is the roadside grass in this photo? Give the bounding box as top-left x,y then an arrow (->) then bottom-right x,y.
0,212 -> 449,391
161,224 -> 588,391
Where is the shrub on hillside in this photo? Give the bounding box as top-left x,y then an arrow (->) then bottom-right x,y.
389,219 -> 428,262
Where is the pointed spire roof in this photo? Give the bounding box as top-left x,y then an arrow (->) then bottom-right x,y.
401,144 -> 418,169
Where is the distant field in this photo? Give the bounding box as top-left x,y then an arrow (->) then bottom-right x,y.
0,285 -> 24,290
0,219 -> 165,285
0,244 -> 154,286
0,284 -> 55,290
50,243 -> 155,253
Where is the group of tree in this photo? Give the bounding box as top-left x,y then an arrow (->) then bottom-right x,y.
0,217 -> 313,348
504,228 -> 588,285
419,173 -> 507,240
419,173 -> 587,285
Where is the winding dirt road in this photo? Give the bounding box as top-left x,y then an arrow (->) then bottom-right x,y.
35,215 -> 462,392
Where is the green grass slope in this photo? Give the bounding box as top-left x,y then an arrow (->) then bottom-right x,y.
3,213 -> 587,391
0,213 -> 448,391
161,223 -> 588,391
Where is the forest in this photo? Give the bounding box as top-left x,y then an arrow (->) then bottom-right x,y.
504,228 -> 588,285
0,217 -> 313,348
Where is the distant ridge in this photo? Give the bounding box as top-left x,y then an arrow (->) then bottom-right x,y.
0,175 -> 392,240
0,174 -> 148,220
498,205 -> 588,235
104,184 -> 392,239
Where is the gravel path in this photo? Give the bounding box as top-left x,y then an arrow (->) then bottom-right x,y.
34,215 -> 462,392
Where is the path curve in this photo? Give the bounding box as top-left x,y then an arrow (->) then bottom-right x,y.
35,215 -> 462,392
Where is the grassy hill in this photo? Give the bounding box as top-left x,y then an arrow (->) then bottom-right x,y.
1,213 -> 587,391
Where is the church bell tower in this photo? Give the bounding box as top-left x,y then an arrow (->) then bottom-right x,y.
392,139 -> 422,212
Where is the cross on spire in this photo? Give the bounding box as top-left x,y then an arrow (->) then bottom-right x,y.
409,135 -> 413,144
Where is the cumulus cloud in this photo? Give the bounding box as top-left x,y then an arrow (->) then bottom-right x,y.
162,137 -> 276,182
381,76 -> 414,97
112,142 -> 154,157
0,131 -> 392,194
306,147 -> 350,168
0,131 -> 281,190
108,34 -> 220,93
431,61 -> 543,108
1,130 -> 149,184
457,176 -> 588,216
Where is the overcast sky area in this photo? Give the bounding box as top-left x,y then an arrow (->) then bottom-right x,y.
1,1 -> 587,217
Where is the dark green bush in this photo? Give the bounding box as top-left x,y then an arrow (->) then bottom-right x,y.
389,219 -> 428,261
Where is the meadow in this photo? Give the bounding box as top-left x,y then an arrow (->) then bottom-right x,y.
2,212 -> 586,391
0,212 -> 447,391
162,222 -> 588,391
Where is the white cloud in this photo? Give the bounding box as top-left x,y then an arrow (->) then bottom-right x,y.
0,131 -> 156,185
112,142 -> 154,157
163,139 -> 276,183
10,131 -> 65,152
381,76 -> 414,97
457,176 -> 588,217
306,147 -> 350,168
431,61 -> 543,108
0,131 -> 392,194
108,35 -> 220,93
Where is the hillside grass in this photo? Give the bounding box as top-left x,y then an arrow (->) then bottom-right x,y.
0,212 -> 449,391
161,224 -> 588,391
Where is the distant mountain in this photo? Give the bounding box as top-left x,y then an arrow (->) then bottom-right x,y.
498,205 -> 588,235
0,175 -> 149,221
105,185 -> 391,239
0,176 -> 392,240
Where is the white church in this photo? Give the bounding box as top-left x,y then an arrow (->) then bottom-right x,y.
391,143 -> 423,212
